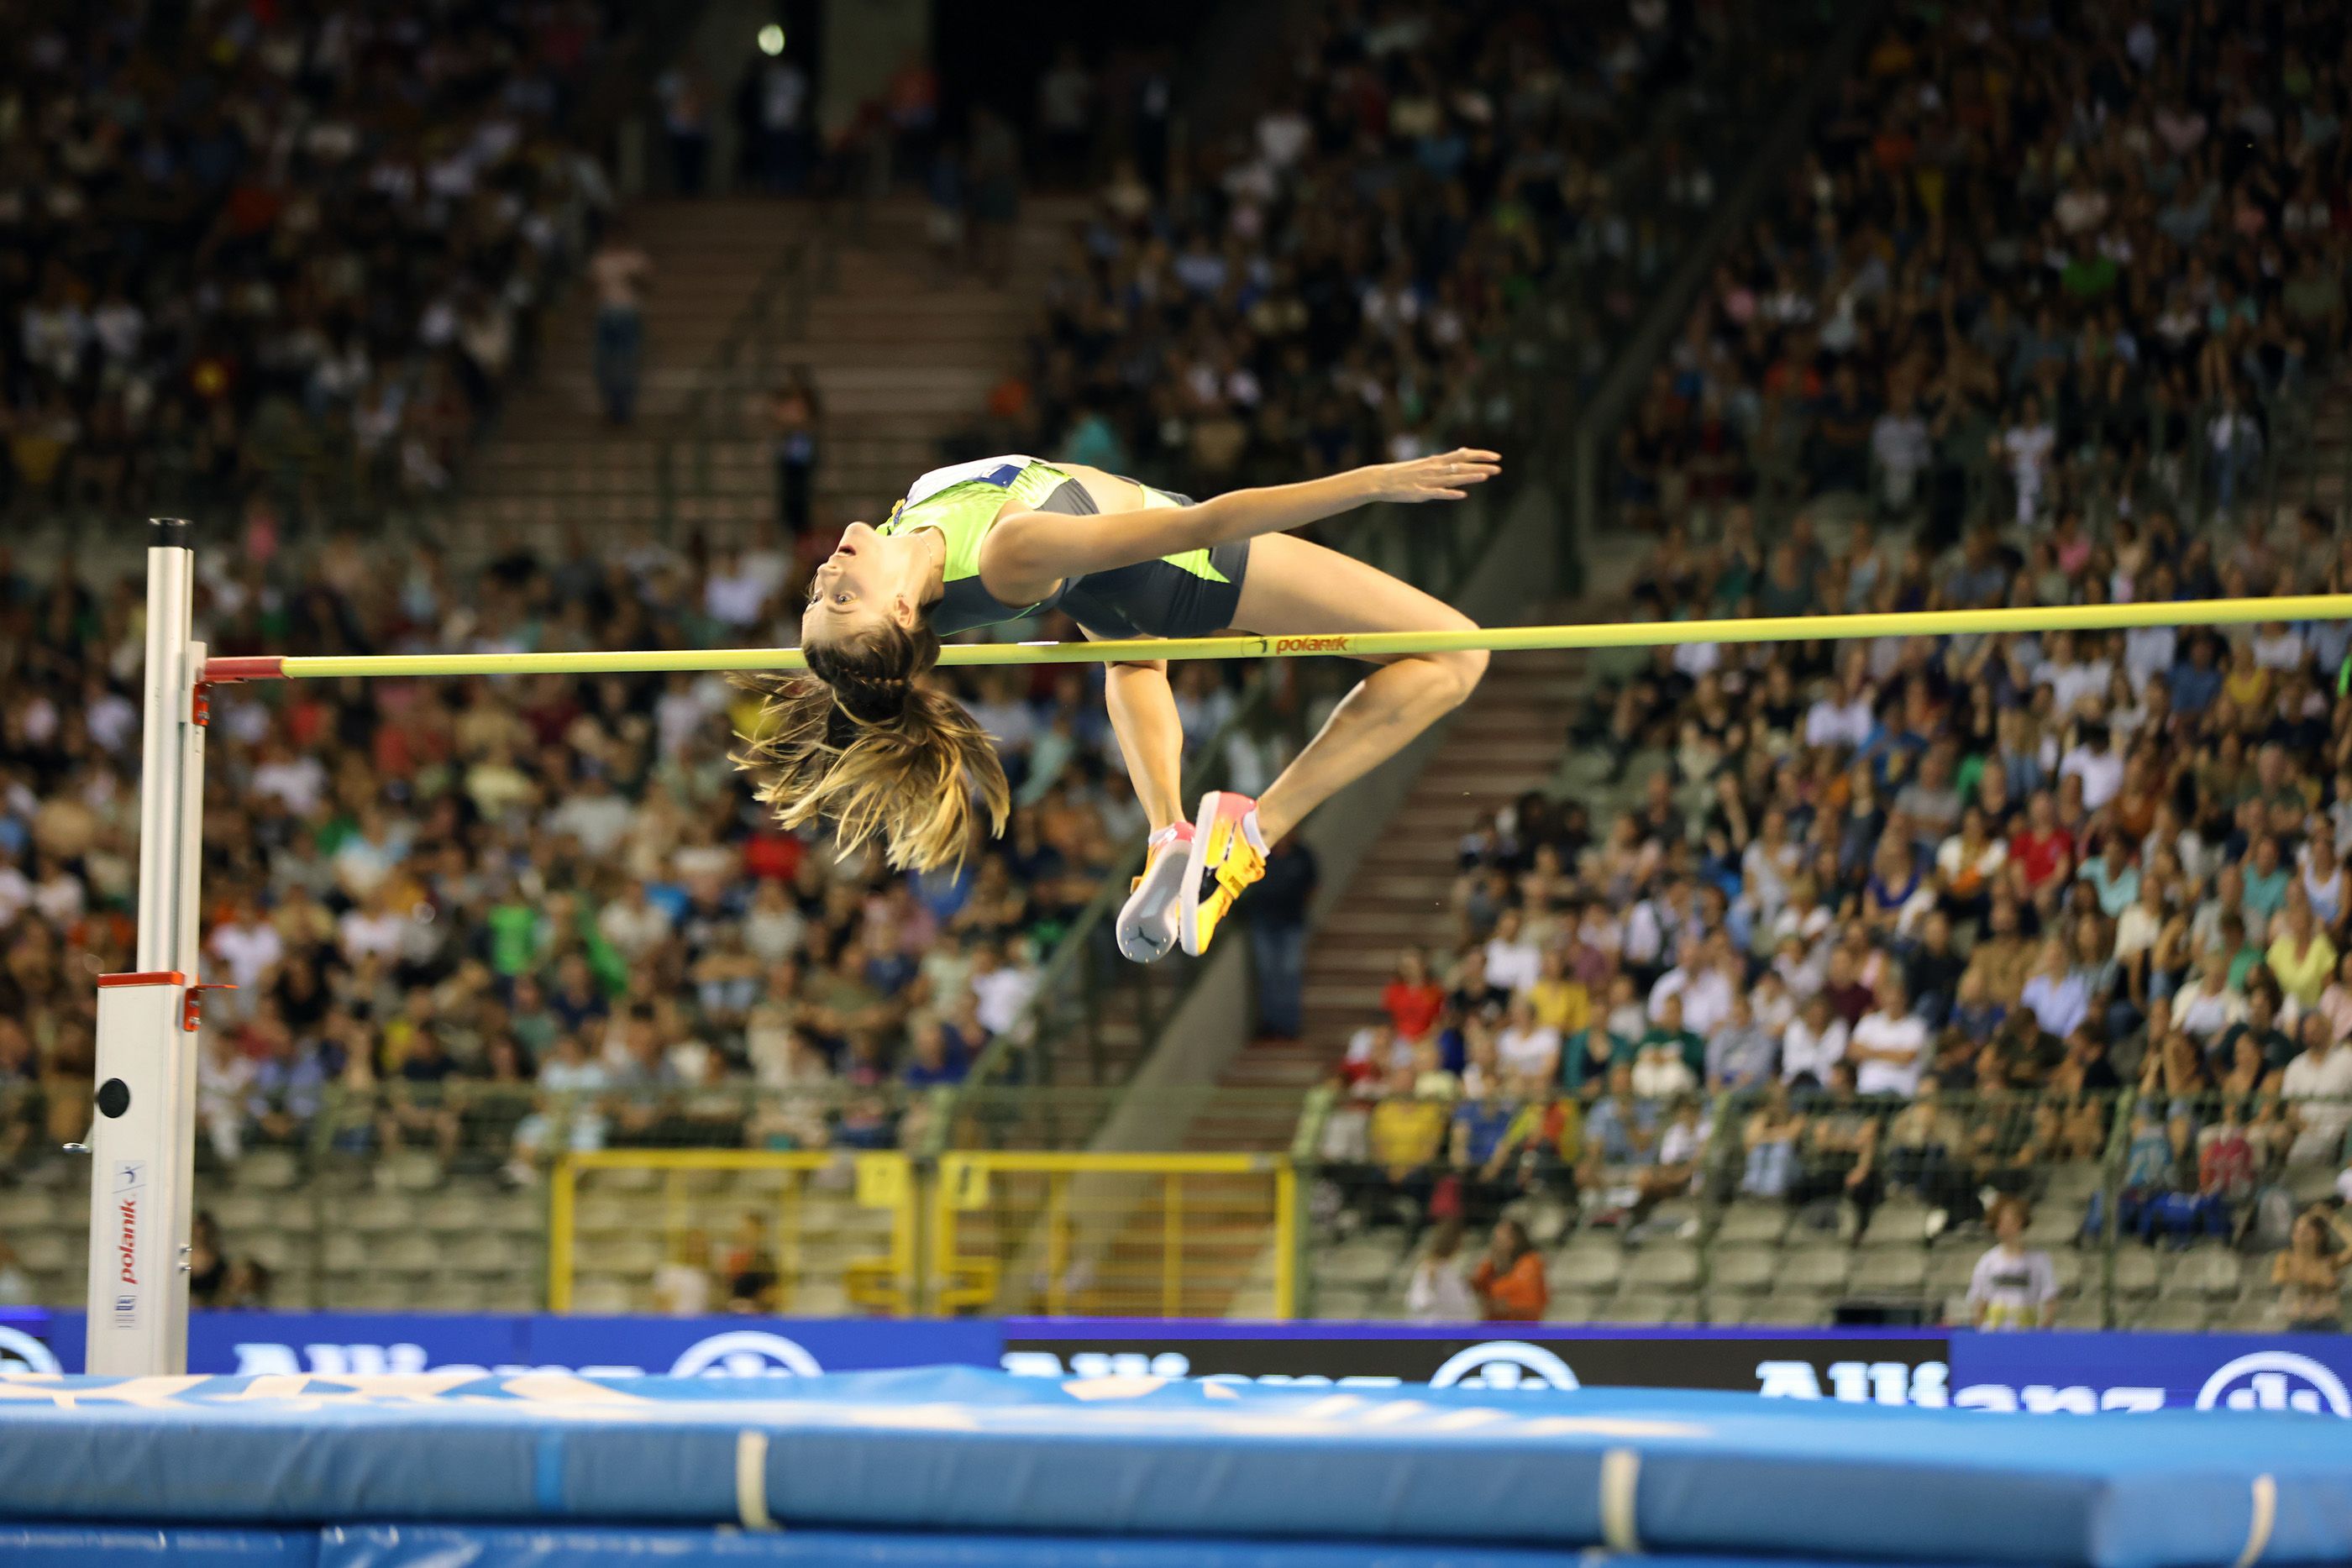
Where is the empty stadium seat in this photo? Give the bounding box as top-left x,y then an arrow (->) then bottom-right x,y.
1925,1245 -> 1980,1298
1546,1239 -> 1625,1293
2133,1298 -> 2210,1332
424,1192 -> 492,1235
570,1276 -> 635,1314
1751,1293 -> 1831,1327
376,1233 -> 444,1273
1849,1251 -> 1927,1296
2214,1299 -> 2278,1333
231,1151 -> 300,1191
1777,1245 -> 1851,1294
2162,1247 -> 2242,1301
448,1234 -> 516,1276
2023,1202 -> 2085,1249
787,1279 -> 853,1317
1599,1290 -> 1693,1324
1311,1285 -> 1374,1320
2110,1248 -> 2160,1297
1624,1244 -> 1701,1291
2052,1297 -> 2106,1330
1713,1202 -> 1790,1246
0,1190 -> 61,1232
1315,1237 -> 1405,1291
1708,1245 -> 1778,1294
381,1151 -> 446,1193
12,1232 -> 68,1273
2040,1163 -> 2103,1205
240,1230 -> 296,1272
2046,1249 -> 2085,1295
346,1192 -> 417,1234
1544,1291 -> 1602,1324
1859,1198 -> 1933,1248
205,1192 -> 274,1234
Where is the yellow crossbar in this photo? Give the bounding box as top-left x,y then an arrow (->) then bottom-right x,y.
212,595 -> 2352,681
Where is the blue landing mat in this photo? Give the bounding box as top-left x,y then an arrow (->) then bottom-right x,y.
2,1368 -> 2348,1567
0,1527 -> 2040,1568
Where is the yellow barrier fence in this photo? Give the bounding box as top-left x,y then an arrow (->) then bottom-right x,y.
930,1152 -> 1297,1319
550,1149 -> 918,1316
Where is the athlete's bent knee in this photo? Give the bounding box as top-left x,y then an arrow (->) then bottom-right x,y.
1429,647 -> 1488,709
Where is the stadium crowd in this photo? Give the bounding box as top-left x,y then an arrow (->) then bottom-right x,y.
0,519 -> 1216,1184
954,0 -> 1764,499
1317,0 -> 2352,1329
1621,0 -> 2352,543
0,1 -> 626,523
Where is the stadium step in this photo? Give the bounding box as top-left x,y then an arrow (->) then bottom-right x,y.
443,193 -> 1079,559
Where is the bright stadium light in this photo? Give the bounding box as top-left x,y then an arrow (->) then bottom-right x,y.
757,24 -> 785,55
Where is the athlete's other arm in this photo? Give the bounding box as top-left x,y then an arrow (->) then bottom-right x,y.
976,449 -> 1501,595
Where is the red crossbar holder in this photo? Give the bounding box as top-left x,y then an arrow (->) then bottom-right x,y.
202,657 -> 286,684
181,982 -> 237,1032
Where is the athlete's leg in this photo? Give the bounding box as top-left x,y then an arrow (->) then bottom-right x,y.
1232,532 -> 1488,842
1101,637 -> 1194,963
1089,635 -> 1184,832
1051,467 -> 1194,959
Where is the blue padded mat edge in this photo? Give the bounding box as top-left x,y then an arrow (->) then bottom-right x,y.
3,1368 -> 2349,1567
0,1524 -> 2082,1568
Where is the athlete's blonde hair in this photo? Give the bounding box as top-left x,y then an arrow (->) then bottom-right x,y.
732,619 -> 1010,873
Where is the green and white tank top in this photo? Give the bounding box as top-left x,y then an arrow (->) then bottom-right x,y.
878,455 -> 1242,638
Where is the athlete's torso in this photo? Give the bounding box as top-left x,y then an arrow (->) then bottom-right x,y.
879,455 -> 1244,639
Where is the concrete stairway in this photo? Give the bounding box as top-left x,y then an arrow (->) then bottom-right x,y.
1171,647 -> 1588,1162
2274,376 -> 2352,524
449,193 -> 1084,543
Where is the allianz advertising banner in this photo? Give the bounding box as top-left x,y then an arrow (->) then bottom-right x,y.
2,1308 -> 2346,1417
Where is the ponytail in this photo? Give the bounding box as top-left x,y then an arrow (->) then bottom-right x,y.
732,619 -> 1011,873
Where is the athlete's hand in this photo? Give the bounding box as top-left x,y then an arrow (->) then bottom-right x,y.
1366,448 -> 1503,503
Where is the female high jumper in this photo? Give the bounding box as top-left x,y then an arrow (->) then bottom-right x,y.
738,448 -> 1500,962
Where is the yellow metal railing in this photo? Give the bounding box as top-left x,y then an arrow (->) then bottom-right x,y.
931,1151 -> 1296,1319
550,1149 -> 918,1315
546,1149 -> 1298,1318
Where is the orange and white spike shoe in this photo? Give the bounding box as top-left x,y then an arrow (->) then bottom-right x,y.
1116,824 -> 1194,963
1179,791 -> 1268,957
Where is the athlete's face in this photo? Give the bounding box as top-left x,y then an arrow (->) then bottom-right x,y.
801,522 -> 922,645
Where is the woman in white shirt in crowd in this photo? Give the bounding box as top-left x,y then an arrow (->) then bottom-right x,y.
2301,831 -> 2349,926
1404,1219 -> 1482,1323
1780,991 -> 1849,1092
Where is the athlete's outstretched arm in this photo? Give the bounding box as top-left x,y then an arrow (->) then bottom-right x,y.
977,449 -> 1499,595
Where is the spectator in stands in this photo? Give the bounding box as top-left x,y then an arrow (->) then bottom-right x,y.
1362,1062 -> 1447,1230
2284,1017 -> 2352,1164
1467,1217 -> 1547,1323
769,378 -> 823,543
1967,1197 -> 2059,1331
1740,1083 -> 1804,1199
1850,978 -> 1929,1100
654,1231 -> 716,1317
1790,1063 -> 1879,1236
2272,1208 -> 2348,1332
187,1213 -> 227,1310
1250,838 -> 1318,1041
722,1211 -> 780,1313
1706,994 -> 1776,1090
1404,1219 -> 1478,1323
0,1240 -> 30,1308
590,222 -> 654,424
1381,951 -> 1446,1044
